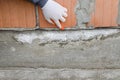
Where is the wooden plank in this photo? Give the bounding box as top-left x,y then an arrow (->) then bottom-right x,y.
38,0 -> 77,29
0,0 -> 36,28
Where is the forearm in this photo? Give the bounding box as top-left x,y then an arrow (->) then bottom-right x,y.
30,0 -> 48,8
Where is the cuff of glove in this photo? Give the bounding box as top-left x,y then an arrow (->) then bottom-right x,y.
38,0 -> 48,8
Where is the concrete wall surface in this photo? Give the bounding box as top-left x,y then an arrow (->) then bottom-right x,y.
0,29 -> 120,69
0,68 -> 120,80
0,29 -> 120,79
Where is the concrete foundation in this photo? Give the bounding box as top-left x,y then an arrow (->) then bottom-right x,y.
0,68 -> 120,80
0,29 -> 120,69
0,29 -> 120,79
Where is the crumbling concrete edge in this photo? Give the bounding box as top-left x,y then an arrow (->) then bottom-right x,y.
14,29 -> 120,44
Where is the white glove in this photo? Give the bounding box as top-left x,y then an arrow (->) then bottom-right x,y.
42,0 -> 68,29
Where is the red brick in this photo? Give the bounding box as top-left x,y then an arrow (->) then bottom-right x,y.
0,0 -> 36,28
38,0 -> 77,29
89,0 -> 119,28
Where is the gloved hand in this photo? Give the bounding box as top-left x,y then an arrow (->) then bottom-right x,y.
42,0 -> 68,29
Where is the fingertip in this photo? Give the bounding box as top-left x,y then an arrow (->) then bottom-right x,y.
63,13 -> 68,18
54,20 -> 62,28
64,8 -> 68,12
60,26 -> 64,30
60,17 -> 66,22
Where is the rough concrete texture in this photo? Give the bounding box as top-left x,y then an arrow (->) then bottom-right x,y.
76,0 -> 95,28
14,29 -> 119,44
0,68 -> 120,80
0,29 -> 120,69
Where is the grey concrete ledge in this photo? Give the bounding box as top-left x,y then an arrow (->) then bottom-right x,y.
0,29 -> 120,69
14,29 -> 120,44
0,68 -> 120,80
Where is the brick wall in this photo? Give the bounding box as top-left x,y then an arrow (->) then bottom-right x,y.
0,0 -> 120,30
0,0 -> 77,30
